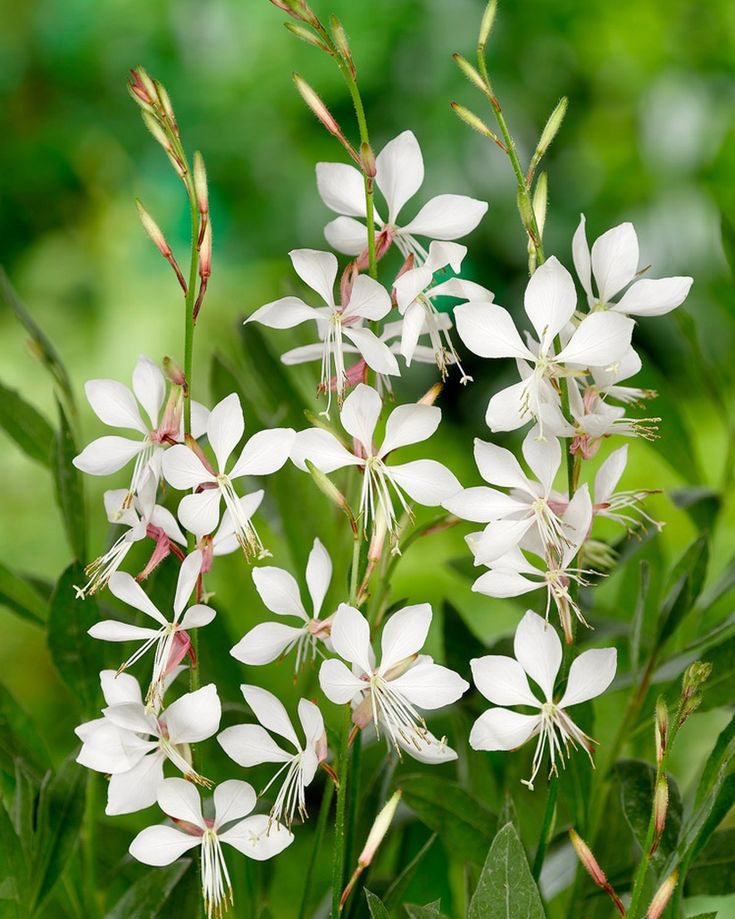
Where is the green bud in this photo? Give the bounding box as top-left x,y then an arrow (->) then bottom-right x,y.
450,103 -> 502,145
284,21 -> 330,53
478,0 -> 498,51
532,172 -> 548,240
452,53 -> 487,93
330,16 -> 356,76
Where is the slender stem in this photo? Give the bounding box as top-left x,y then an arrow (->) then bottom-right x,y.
349,534 -> 361,607
344,731 -> 363,885
298,778 -> 335,919
82,773 -> 100,919
332,707 -> 352,918
183,185 -> 200,437
532,781 -> 558,881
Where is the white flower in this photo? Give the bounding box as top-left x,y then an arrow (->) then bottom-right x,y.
162,393 -> 295,558
591,445 -> 662,532
468,486 -> 594,642
454,257 -> 635,433
316,130 -> 488,264
319,603 -> 468,760
218,686 -> 327,827
246,249 -> 398,414
231,537 -> 333,669
572,215 -> 693,316
443,426 -> 576,564
129,777 -> 293,919
88,549 -> 214,708
74,469 -> 185,598
198,491 -> 264,572
393,240 -> 492,382
291,384 -> 460,541
469,611 -> 617,790
76,672 -> 220,814
73,355 -> 208,502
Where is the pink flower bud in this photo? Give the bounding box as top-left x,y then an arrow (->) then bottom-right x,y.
293,74 -> 358,162
359,791 -> 401,867
569,830 -> 625,917
162,356 -> 186,387
650,777 -> 669,856
647,869 -> 678,919
193,152 -> 208,215
136,199 -> 171,257
199,221 -> 212,280
655,697 -> 668,766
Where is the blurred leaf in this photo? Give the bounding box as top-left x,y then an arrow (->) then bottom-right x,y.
383,833 -> 437,910
693,636 -> 735,712
721,210 -> 735,279
398,773 -> 496,866
365,890 -> 390,919
447,555 -> 476,582
496,792 -> 519,834
12,760 -> 37,863
630,561 -> 649,680
655,535 -> 708,647
103,860 -> 193,919
29,755 -> 86,915
442,601 -> 485,684
0,682 -> 50,778
697,553 -> 735,611
47,563 -> 105,715
468,822 -> 544,919
670,487 -> 721,532
686,829 -> 735,896
0,798 -> 26,916
210,352 -> 248,414
404,905 -> 450,919
0,381 -> 54,469
237,323 -> 307,431
615,760 -> 682,866
197,604 -> 245,701
0,562 -> 47,626
696,712 -> 735,805
52,398 -> 86,561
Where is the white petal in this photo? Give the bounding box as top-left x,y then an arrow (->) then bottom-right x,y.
378,404 -> 440,459
132,357 -> 165,430
390,659 -> 468,709
73,436 -> 145,476
84,379 -> 147,433
281,343 -> 327,365
104,488 -> 138,526
177,489 -> 222,538
246,296 -> 320,329
230,428 -> 295,478
206,393 -> 244,472
402,194 -> 488,240
103,702 -> 157,736
316,162 -> 368,217
108,572 -> 167,625
474,438 -> 529,490
523,256 -> 577,347
219,814 -> 293,860
290,428 -> 360,473
252,565 -> 306,619
431,277 -> 491,300
469,708 -> 540,751
376,130 -> 423,222
558,648 -> 617,708
318,658 -> 366,704
454,302 -> 534,360
213,780 -> 257,830
297,699 -> 325,751
106,753 -> 165,815
178,604 -> 215,630
342,327 -> 400,376
514,610 -> 562,701
396,731 -> 458,764
77,724 -> 152,774
467,518 -> 535,565
591,222 -> 639,302
594,445 -> 628,505
324,216 -> 368,256
163,684 -> 221,745
150,505 -> 186,545
289,248 -> 337,306
387,460 -> 461,506
398,301 -> 426,366
470,655 -> 540,707
230,622 -> 305,666
218,724 -> 292,767
306,538 -> 332,617
214,491 -> 264,547
339,383 -> 382,454
394,266 -> 433,312
88,620 -> 160,642
379,603 -> 431,675
556,312 -> 634,367
472,568 -> 540,598
328,603 -> 372,673
443,486 -> 525,523
190,401 -> 209,439
612,276 -> 693,317
100,670 -> 142,706
161,444 -> 213,490
424,240 -> 467,273
240,685 -> 299,748
485,381 -> 530,433
174,549 -> 202,617
156,776 -> 205,825
129,824 -> 200,866
521,428 -> 561,495
344,274 -> 391,320
572,214 -> 592,298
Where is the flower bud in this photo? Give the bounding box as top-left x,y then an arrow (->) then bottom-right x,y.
136,200 -> 171,257
419,383 -> 442,406
569,829 -> 607,888
368,506 -> 388,563
305,459 -> 356,532
517,189 -> 535,232
532,172 -> 548,241
680,660 -> 711,724
142,111 -> 172,154
646,869 -> 678,919
655,697 -> 668,766
330,15 -> 356,77
452,53 -> 487,93
293,74 -> 358,162
650,776 -> 668,856
154,80 -> 176,127
284,21 -> 330,52
130,67 -> 157,107
193,152 -> 208,216
360,142 -> 376,178
478,0 -> 498,51
534,97 -> 568,163
199,220 -> 212,280
450,103 -> 502,145
359,791 -> 401,867
162,357 -> 185,386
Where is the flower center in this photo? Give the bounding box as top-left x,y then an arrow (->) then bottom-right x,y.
367,672 -> 429,756
217,475 -> 268,560
200,829 -> 233,919
359,456 -> 413,543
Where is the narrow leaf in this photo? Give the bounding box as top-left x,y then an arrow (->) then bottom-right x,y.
0,380 -> 54,468
630,560 -> 650,680
0,682 -> 50,778
0,562 -> 48,625
383,833 -> 437,910
468,822 -> 545,919
52,398 -> 87,560
364,890 -> 390,919
103,860 -> 193,919
686,829 -> 735,896
615,759 -> 682,866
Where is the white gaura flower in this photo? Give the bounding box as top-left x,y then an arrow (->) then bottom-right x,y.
73,355 -> 208,503
198,491 -> 264,573
319,603 -> 468,761
572,215 -> 693,316
443,426 -> 575,564
76,673 -> 221,813
469,611 -> 617,790
74,469 -> 185,598
589,347 -> 656,406
468,486 -> 594,643
231,537 -> 334,669
129,778 -> 293,919
246,249 -> 398,414
291,384 -> 460,542
218,686 -> 327,827
88,549 -> 214,708
162,393 -> 295,558
454,257 -> 635,433
591,444 -> 663,532
317,130 -> 488,264
393,241 -> 492,382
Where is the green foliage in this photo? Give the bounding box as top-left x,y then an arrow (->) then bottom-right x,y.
0,562 -> 48,626
0,381 -> 54,469
52,399 -> 87,562
103,860 -> 193,919
468,823 -> 545,919
615,760 -> 682,866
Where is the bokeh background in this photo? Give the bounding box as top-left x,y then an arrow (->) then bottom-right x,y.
1,0 -> 735,916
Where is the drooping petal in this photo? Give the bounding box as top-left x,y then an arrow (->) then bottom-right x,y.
466,518 -> 534,565
378,404 -> 441,459
342,327 -> 400,376
485,381 -> 530,433
555,312 -> 634,367
213,780 -> 257,830
77,723 -> 153,773
247,296 -> 321,329
443,486 -> 526,523
558,647 -> 617,708
393,266 -> 433,312
594,445 -> 628,505
521,427 -> 561,495
514,610 -> 562,702
290,428 -> 361,473
178,604 -> 216,630
129,824 -> 201,866
375,130 -> 424,223
150,505 -> 186,545
306,538 -> 332,617
174,549 -> 203,618
87,620 -> 160,642
161,444 -> 213,490
229,428 -> 296,479
318,658 -> 366,704
206,393 -> 244,473
100,670 -> 142,706
316,161 -> 368,217
106,752 -> 165,816
103,488 -> 139,526
252,566 -> 307,618
108,572 -> 167,625
387,460 -> 461,506
379,603 -> 431,675
218,724 -> 292,766
523,256 -> 577,347
177,490 -> 222,539
612,276 -> 693,317
572,214 -> 592,298
280,343 -> 327,365
339,383 -> 382,454
344,274 -> 391,320
240,685 -> 300,749
398,301 -> 426,365
470,655 -> 540,707
590,222 -> 639,302
424,240 -> 467,273
214,491 -> 264,550
84,379 -> 147,433
297,699 -> 325,751
73,436 -> 145,476
230,622 -> 306,666
163,684 -> 221,745
389,658 -> 469,709
396,731 -> 458,764
402,194 -> 488,240
324,216 -> 369,256
468,708 -> 540,752
289,248 -> 338,307
132,357 -> 166,430
454,302 -> 534,360
328,603 -> 372,674
155,776 -> 205,826
190,401 -> 209,439
472,568 -> 540,598
102,702 -> 157,736
219,814 -> 294,860
474,438 -> 530,490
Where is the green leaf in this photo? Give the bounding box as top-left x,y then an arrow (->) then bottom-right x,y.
630,560 -> 650,681
696,712 -> 735,805
693,635 -> 735,713
0,682 -> 50,778
404,905 -> 450,919
237,323 -> 307,431
442,601 -> 485,684
721,210 -> 735,278
468,822 -> 545,919
364,890 -> 390,919
103,860 -> 193,919
686,828 -> 735,896
398,773 -> 496,866
383,833 -> 437,910
47,563 -> 105,715
670,487 -> 721,532
0,562 -> 47,626
655,535 -> 708,646
29,755 -> 86,915
12,760 -> 38,864
0,798 -> 27,914
615,759 -> 682,866
52,398 -> 87,560
0,381 -> 54,468
697,553 -> 735,611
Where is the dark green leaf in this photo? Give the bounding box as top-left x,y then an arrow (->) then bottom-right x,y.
0,682 -> 50,778
684,914 -> 717,919
697,712 -> 735,805
721,210 -> 735,278
0,562 -> 47,626
468,822 -> 545,919
404,905 -> 450,919
0,798 -> 27,912
655,535 -> 708,646
670,487 -> 721,532
398,773 -> 496,866
103,860 -> 193,919
12,760 -> 37,863
238,323 -> 307,431
615,760 -> 682,866
496,792 -> 519,835
693,636 -> 735,713
697,553 -> 735,611
630,561 -> 650,681
383,833 -> 437,910
686,829 -> 735,896
52,398 -> 87,560
442,601 -> 485,684
47,563 -> 105,715
0,381 -> 54,468
364,890 -> 390,919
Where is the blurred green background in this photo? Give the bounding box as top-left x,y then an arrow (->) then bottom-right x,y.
1,0 -> 735,916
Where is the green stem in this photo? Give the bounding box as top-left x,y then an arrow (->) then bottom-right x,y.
532,781 -> 558,881
183,186 -> 200,437
298,778 -> 335,919
349,534 -> 361,606
332,707 -> 352,918
82,773 -> 100,919
344,731 -> 363,883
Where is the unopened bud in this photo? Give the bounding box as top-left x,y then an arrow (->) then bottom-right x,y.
193,152 -> 208,216
650,777 -> 669,855
330,16 -> 356,77
199,219 -> 212,280
360,791 -> 401,866
293,74 -> 356,161
163,357 -> 185,386
517,190 -> 535,232
360,142 -> 376,178
451,103 -> 501,144
368,507 -> 388,563
142,111 -> 171,152
655,697 -> 668,765
284,21 -> 330,52
532,172 -> 548,241
134,67 -> 157,105
136,200 -> 171,257
270,0 -> 317,25
646,869 -> 678,919
419,383 -> 442,406
154,80 -> 175,120
569,829 -> 607,888
305,459 -> 355,526
680,660 -> 711,723
452,53 -> 487,93
478,0 -> 498,51
535,96 -> 568,161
